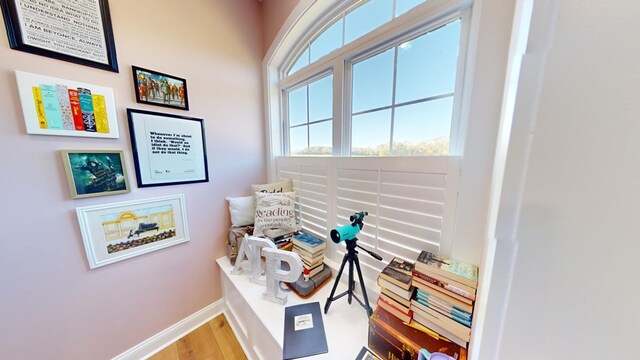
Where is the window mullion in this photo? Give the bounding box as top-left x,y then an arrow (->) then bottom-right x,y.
390,46 -> 399,155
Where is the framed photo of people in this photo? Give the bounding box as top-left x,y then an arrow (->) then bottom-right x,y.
132,66 -> 189,110
127,108 -> 208,187
0,0 -> 119,72
76,194 -> 190,269
61,150 -> 130,199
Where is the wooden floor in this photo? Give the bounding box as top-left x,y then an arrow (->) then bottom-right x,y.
149,314 -> 247,360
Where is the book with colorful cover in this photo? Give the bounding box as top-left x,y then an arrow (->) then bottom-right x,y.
388,257 -> 414,275
67,89 -> 85,130
413,279 -> 473,313
410,300 -> 471,342
415,294 -> 472,327
413,269 -> 476,301
416,290 -> 472,322
415,251 -> 478,289
379,264 -> 413,290
292,232 -> 326,253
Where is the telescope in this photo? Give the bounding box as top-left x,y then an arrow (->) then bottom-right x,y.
324,211 -> 382,317
330,211 -> 367,243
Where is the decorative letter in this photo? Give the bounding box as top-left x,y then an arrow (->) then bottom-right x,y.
245,236 -> 277,285
231,234 -> 252,275
262,248 -> 303,304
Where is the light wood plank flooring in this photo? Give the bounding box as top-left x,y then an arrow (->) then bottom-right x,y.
150,314 -> 247,360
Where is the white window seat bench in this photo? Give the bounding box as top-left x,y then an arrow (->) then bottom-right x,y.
217,256 -> 374,360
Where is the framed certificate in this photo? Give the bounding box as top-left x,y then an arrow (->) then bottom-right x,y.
127,108 -> 209,187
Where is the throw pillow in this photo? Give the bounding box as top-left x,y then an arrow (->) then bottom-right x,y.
226,195 -> 254,227
253,191 -> 297,236
251,179 -> 294,199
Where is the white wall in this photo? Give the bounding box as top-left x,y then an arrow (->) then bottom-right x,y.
488,0 -> 640,358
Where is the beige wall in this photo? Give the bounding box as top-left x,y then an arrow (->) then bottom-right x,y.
0,0 -> 265,358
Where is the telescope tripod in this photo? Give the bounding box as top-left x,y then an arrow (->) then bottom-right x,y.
324,238 -> 374,317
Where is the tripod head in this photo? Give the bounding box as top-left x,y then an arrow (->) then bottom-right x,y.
330,211 -> 382,260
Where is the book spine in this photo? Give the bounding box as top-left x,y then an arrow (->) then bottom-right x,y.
412,270 -> 476,301
56,84 -> 75,130
68,89 -> 85,131
412,312 -> 468,349
380,287 -> 411,308
78,88 -> 96,132
416,291 -> 472,318
411,301 -> 470,341
379,272 -> 412,291
32,87 -> 47,129
378,294 -> 411,315
415,297 -> 472,327
416,251 -> 478,289
39,84 -> 63,129
92,94 -> 110,133
413,277 -> 473,308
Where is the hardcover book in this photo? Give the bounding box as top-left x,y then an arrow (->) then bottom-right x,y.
378,277 -> 415,300
412,269 -> 476,301
379,264 -> 413,290
410,300 -> 471,342
368,306 -> 467,360
388,257 -> 415,275
283,302 -> 328,359
415,251 -> 478,289
413,277 -> 473,310
412,311 -> 468,348
377,294 -> 412,323
292,232 -> 326,253
380,287 -> 411,308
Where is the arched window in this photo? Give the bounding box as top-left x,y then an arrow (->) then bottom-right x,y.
264,0 -> 473,276
278,0 -> 470,157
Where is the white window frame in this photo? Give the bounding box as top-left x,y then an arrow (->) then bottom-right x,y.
277,0 -> 472,159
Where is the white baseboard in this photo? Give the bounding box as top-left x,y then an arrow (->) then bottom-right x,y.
112,300 -> 225,360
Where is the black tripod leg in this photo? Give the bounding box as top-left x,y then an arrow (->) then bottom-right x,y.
348,257 -> 354,304
324,252 -> 349,314
354,254 -> 373,317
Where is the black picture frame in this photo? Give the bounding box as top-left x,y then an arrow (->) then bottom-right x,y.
132,66 -> 189,111
0,0 -> 118,72
127,108 -> 208,188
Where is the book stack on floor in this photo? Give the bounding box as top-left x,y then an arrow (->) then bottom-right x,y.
291,232 -> 326,277
376,257 -> 415,323
410,250 -> 478,348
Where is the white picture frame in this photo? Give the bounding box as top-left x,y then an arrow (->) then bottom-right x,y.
15,70 -> 119,138
76,194 -> 189,269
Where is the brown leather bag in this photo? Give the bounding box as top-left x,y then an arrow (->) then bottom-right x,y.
226,226 -> 253,265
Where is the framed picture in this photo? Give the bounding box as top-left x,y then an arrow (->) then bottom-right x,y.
127,108 -> 208,187
15,70 -> 119,138
76,194 -> 190,269
61,150 -> 130,199
132,66 -> 189,110
0,0 -> 118,72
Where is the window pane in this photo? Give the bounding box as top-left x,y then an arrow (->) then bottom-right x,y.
309,75 -> 333,122
308,120 -> 332,155
396,20 -> 461,103
351,109 -> 391,156
310,19 -> 343,63
288,86 -> 307,126
288,47 -> 309,76
392,97 -> 453,155
395,0 -> 425,17
352,48 -> 394,113
345,0 -> 393,44
289,126 -> 308,155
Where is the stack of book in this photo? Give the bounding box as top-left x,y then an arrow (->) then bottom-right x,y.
410,250 -> 478,348
263,228 -> 297,250
291,232 -> 326,277
376,257 -> 415,323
